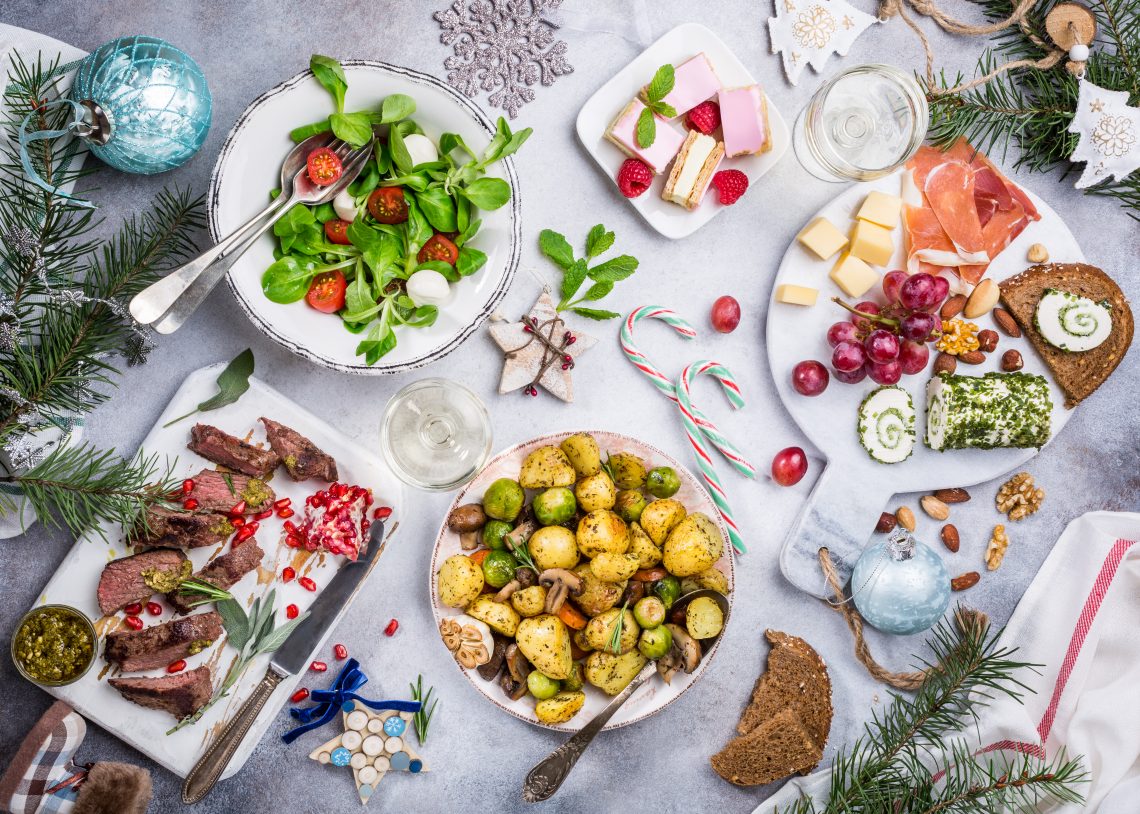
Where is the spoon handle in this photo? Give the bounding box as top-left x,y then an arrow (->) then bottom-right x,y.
522,662 -> 655,803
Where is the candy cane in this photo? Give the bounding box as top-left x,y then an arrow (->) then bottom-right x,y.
679,360 -> 757,479
676,361 -> 747,555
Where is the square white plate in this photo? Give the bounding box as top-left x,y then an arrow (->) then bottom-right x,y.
576,22 -> 789,239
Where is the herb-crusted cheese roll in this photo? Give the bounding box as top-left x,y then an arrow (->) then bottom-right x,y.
925,372 -> 1052,451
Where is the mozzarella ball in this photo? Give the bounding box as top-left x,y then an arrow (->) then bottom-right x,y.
404,133 -> 439,167
406,269 -> 451,307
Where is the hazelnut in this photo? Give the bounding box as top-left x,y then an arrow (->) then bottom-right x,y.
1001,349 -> 1024,371
933,352 -> 957,375
1026,243 -> 1049,263
977,329 -> 999,353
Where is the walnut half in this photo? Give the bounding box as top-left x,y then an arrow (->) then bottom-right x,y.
986,524 -> 1010,570
996,472 -> 1044,521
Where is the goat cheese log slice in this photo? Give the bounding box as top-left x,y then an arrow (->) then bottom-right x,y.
925,372 -> 1052,451
857,386 -> 916,464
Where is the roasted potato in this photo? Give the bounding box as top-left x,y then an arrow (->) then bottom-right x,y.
572,563 -> 624,616
528,526 -> 579,571
466,594 -> 521,637
585,649 -> 648,695
589,552 -> 640,583
519,446 -> 576,489
685,596 -> 724,640
680,567 -> 730,596
614,489 -> 647,523
437,555 -> 484,608
639,499 -> 687,545
561,662 -> 586,692
576,510 -> 630,558
560,434 -> 602,477
510,585 -> 548,618
515,614 -> 573,680
627,522 -> 663,569
663,512 -> 723,576
584,607 -> 639,654
575,471 -> 616,512
607,452 -> 648,489
535,690 -> 585,724
572,628 -> 594,654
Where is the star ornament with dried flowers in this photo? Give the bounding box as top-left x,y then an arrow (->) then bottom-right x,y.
490,292 -> 596,402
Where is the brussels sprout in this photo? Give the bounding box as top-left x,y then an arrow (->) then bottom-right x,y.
652,575 -> 682,609
633,596 -> 666,628
482,520 -> 513,550
561,661 -> 586,691
483,478 -> 524,522
646,466 -> 681,499
482,550 -> 519,589
533,487 -> 577,526
527,670 -> 561,700
614,489 -> 647,523
638,625 -> 674,659
607,452 -> 647,489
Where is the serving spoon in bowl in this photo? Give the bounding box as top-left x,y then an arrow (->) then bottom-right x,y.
522,589 -> 731,803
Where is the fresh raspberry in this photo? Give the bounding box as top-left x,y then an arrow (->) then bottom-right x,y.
616,158 -> 653,198
711,169 -> 749,205
686,101 -> 721,134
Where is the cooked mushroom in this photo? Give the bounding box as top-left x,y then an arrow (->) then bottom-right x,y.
459,530 -> 480,551
447,503 -> 486,533
477,635 -> 507,681
499,643 -> 531,700
515,567 -> 537,588
504,519 -> 537,552
539,568 -> 584,614
499,670 -> 526,700
657,648 -> 681,684
665,623 -> 701,673
494,579 -> 521,603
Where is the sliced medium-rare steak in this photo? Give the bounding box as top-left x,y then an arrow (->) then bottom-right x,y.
109,665 -> 213,718
185,468 -> 275,514
97,549 -> 190,615
131,506 -> 230,550
168,540 -> 264,614
260,417 -> 338,482
104,611 -> 223,672
189,423 -> 279,478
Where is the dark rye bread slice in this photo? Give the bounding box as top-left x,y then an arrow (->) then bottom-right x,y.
711,708 -> 823,786
999,262 -> 1133,408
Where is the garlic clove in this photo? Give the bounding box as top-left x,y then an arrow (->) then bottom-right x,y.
333,189 -> 358,223
403,133 -> 439,167
406,269 -> 451,307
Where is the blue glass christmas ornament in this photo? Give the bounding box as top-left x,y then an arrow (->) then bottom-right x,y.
851,529 -> 950,635
71,36 -> 211,175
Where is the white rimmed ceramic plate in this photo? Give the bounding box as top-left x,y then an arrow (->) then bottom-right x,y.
429,430 -> 734,732
576,23 -> 789,239
209,61 -> 522,374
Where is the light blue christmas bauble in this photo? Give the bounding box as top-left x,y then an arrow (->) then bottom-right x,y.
851,530 -> 950,635
71,36 -> 211,175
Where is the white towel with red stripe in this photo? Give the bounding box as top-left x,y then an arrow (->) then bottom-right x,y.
760,511 -> 1140,814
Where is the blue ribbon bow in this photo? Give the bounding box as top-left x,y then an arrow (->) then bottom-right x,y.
282,658 -> 421,745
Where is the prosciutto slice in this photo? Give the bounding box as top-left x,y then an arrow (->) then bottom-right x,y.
924,161 -> 990,264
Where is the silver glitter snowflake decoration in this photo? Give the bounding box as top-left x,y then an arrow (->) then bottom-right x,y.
435,0 -> 573,118
124,328 -> 154,366
0,321 -> 17,352
4,435 -> 45,470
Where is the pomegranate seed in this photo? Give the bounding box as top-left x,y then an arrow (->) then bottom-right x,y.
310,661 -> 328,673
145,602 -> 162,616
384,619 -> 399,636
253,508 -> 273,520
282,567 -> 296,582
286,604 -> 299,619
229,500 -> 247,517
123,602 -> 143,616
299,576 -> 317,592
234,525 -> 257,544
181,478 -> 195,494
167,659 -> 187,673
124,615 -> 144,631
373,506 -> 392,520
274,497 -> 292,509
277,507 -> 295,519
283,520 -> 298,533
363,492 -> 374,506
333,643 -> 348,660
231,516 -> 245,529
285,534 -> 302,549
182,498 -> 199,510
290,688 -> 310,704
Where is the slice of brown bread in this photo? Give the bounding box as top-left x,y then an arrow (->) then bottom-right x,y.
736,631 -> 832,773
711,708 -> 823,786
999,262 -> 1133,408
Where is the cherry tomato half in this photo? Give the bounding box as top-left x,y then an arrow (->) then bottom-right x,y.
323,219 -> 352,245
367,187 -> 408,224
306,147 -> 343,185
305,270 -> 347,313
417,233 -> 459,265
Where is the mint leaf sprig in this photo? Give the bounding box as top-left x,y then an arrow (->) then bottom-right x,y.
635,64 -> 677,148
539,224 -> 638,321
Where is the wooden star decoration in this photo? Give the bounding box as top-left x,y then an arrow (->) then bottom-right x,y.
309,701 -> 428,805
489,291 -> 596,402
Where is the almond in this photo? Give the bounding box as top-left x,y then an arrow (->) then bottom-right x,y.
941,523 -> 960,552
964,278 -> 999,318
940,294 -> 967,320
977,329 -> 999,353
992,307 -> 1022,338
1001,349 -> 1024,372
958,350 -> 986,365
933,352 -> 957,375
951,571 -> 980,591
921,495 -> 950,520
875,512 -> 897,533
895,506 -> 916,532
933,487 -> 971,503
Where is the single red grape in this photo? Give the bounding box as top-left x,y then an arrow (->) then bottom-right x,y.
832,341 -> 866,372
864,329 -> 900,363
900,273 -> 937,311
899,340 -> 930,374
833,365 -> 868,384
882,270 -> 908,303
771,446 -> 808,487
710,296 -> 741,333
827,321 -> 858,347
930,275 -> 950,306
850,301 -> 880,332
792,361 -> 829,396
899,311 -> 937,342
867,359 -> 903,385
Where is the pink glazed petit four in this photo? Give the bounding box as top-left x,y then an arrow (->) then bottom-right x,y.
605,98 -> 685,174
644,53 -> 721,119
717,85 -> 772,157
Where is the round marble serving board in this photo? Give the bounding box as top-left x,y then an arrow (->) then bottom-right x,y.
766,169 -> 1082,598
428,430 -> 734,732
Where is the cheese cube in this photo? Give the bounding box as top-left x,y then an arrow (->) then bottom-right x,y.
856,191 -> 902,229
775,284 -> 819,306
849,220 -> 894,267
796,217 -> 848,260
829,252 -> 879,298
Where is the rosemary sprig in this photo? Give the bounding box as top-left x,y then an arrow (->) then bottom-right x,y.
506,532 -> 540,576
607,600 -> 630,655
409,674 -> 437,745
174,577 -> 234,609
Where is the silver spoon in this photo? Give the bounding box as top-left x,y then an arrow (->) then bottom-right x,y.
522,589 -> 731,803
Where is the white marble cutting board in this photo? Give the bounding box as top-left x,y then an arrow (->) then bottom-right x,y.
766,169 -> 1082,598
30,363 -> 406,779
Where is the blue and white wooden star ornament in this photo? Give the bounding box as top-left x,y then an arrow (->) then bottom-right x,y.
768,0 -> 878,85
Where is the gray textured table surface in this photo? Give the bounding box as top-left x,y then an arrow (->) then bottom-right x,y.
2,2 -> 1138,813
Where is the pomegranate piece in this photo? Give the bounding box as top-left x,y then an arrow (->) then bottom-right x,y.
297,482 -> 372,560
123,602 -> 143,616
181,479 -> 195,494
310,661 -> 328,673
167,659 -> 187,673
384,619 -> 399,637
124,615 -> 144,631
145,602 -> 163,616
182,498 -> 199,511
333,643 -> 348,660
286,604 -> 299,620
282,567 -> 296,583
290,688 -> 310,704
298,577 -> 317,592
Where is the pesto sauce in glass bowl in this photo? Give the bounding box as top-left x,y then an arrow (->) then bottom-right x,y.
11,605 -> 96,686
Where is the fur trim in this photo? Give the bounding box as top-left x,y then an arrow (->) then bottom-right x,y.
74,762 -> 151,814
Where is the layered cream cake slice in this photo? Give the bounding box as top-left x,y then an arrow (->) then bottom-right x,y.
718,85 -> 772,157
662,131 -> 724,210
605,98 -> 685,174
643,53 -> 722,119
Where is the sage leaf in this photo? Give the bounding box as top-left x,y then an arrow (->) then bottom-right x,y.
256,611 -> 310,654
163,349 -> 255,427
216,597 -> 251,652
